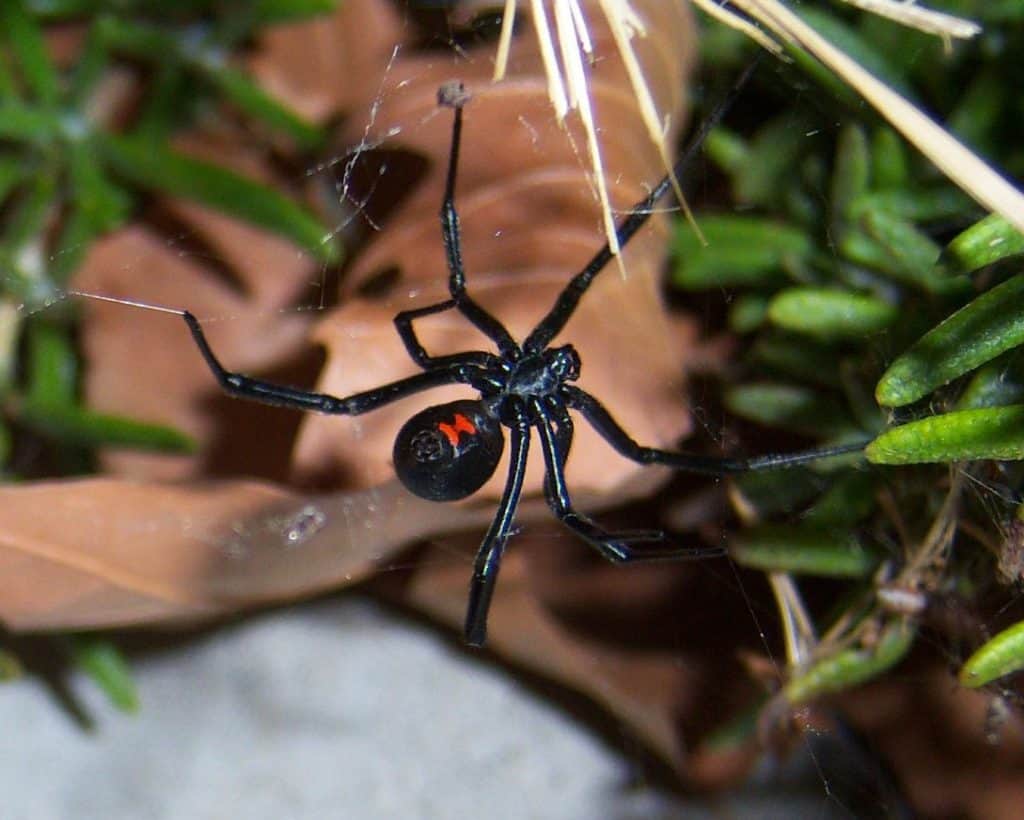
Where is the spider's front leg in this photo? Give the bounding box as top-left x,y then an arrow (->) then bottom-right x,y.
522,59 -> 762,354
534,400 -> 726,563
393,299 -> 496,371
181,310 -> 486,416
394,299 -> 456,366
436,83 -> 519,359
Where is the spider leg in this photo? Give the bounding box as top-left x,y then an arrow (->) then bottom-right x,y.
542,399 -> 664,544
182,311 -> 489,416
534,399 -> 726,563
523,58 -> 761,354
464,406 -> 530,647
440,92 -> 520,358
394,299 -> 456,365
565,385 -> 867,475
393,299 -> 499,371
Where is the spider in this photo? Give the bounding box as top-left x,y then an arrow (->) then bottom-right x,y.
175,71 -> 864,647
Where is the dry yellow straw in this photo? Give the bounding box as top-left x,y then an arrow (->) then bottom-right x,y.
493,1 -> 1024,252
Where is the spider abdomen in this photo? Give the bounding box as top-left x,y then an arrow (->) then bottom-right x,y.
393,400 -> 504,501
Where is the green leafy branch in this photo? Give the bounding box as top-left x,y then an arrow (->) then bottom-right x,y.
683,1 -> 1024,733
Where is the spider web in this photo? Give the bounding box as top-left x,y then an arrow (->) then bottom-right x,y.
8,3 -> 1017,819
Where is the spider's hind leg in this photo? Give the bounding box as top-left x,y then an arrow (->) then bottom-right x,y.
566,385 -> 866,475
464,415 -> 531,647
536,401 -> 725,564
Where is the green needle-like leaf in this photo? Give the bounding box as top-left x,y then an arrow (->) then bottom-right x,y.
732,468 -> 827,518
133,62 -> 190,144
802,471 -> 878,526
725,383 -> 854,438
50,142 -> 133,281
4,171 -> 57,250
0,422 -> 11,465
673,215 -> 810,289
92,16 -> 176,58
208,68 -> 324,150
728,293 -> 770,333
957,352 -> 1024,410
703,127 -> 748,178
785,621 -> 914,703
0,648 -> 22,680
799,11 -> 911,97
20,401 -> 195,452
936,215 -> 1024,277
947,71 -> 1003,159
97,134 -> 339,262
0,155 -> 31,202
768,288 -> 897,340
252,0 -> 338,24
960,619 -> 1024,688
26,321 -> 76,407
876,273 -> 1024,407
830,125 -> 869,225
50,208 -> 100,282
860,209 -> 950,293
95,16 -> 326,149
750,334 -> 844,387
69,140 -> 131,229
731,525 -> 880,577
0,102 -> 62,143
0,43 -> 16,99
851,187 -> 972,224
1,2 -> 59,105
730,113 -> 818,207
68,20 -> 111,104
870,127 -> 907,190
866,406 -> 1024,464
68,635 -> 139,713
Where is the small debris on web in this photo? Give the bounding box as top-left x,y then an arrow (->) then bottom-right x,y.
281,504 -> 327,547
438,81 -> 471,110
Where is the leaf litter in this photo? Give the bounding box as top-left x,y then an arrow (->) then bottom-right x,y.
3,2 -> 1021,812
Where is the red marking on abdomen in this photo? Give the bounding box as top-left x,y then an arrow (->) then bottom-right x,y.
438,413 -> 477,447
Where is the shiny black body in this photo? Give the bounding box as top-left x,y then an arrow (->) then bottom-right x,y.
393,399 -> 503,501
179,70 -> 863,647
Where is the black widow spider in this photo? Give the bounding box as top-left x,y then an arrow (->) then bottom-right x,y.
175,69 -> 864,647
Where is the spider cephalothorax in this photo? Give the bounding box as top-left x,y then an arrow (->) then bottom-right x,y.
178,72 -> 863,647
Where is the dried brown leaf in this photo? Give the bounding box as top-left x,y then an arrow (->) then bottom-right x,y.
248,0 -> 406,121
0,478 -> 509,631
